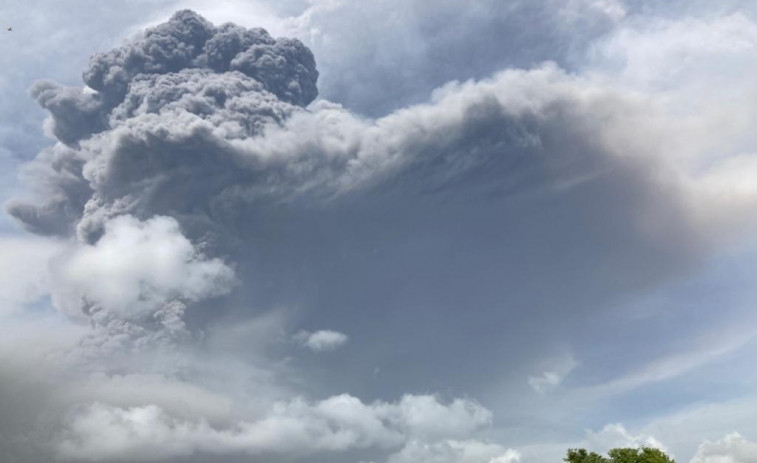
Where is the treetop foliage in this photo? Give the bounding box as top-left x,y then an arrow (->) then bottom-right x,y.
564,447 -> 675,463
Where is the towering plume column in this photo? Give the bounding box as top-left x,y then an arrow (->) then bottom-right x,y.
7,9 -> 319,244
5,10 -> 320,360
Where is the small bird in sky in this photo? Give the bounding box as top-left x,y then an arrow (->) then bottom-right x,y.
6,27 -> 11,32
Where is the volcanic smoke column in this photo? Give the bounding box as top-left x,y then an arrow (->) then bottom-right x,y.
8,9 -> 319,245
5,10 -> 321,359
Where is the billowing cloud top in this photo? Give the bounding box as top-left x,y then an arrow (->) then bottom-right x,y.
84,10 -> 318,108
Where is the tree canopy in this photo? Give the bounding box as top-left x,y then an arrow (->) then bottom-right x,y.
565,447 -> 675,463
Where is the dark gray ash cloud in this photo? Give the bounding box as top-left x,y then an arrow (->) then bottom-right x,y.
83,10 -> 317,108
8,9 -> 317,242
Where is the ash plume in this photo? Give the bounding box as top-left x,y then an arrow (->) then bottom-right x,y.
8,9 -> 318,244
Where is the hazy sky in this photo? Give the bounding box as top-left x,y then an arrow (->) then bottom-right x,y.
2,1 -> 757,462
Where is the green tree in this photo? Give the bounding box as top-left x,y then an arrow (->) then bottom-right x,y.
564,447 -> 675,463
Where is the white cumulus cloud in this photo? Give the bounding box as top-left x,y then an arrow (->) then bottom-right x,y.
51,214 -> 236,319
56,394 -> 493,461
691,433 -> 757,463
295,329 -> 349,352
587,423 -> 668,454
387,439 -> 520,463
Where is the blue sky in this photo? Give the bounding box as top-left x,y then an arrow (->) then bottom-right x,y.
2,1 -> 757,462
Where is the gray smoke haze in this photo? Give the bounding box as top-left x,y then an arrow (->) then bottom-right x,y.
4,6 -> 757,463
